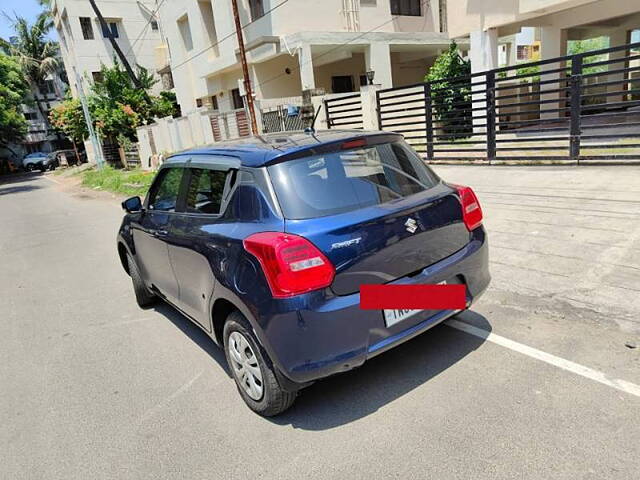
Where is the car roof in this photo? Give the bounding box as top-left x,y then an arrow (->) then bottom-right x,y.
166,130 -> 402,168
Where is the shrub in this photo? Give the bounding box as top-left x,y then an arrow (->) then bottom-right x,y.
425,42 -> 472,140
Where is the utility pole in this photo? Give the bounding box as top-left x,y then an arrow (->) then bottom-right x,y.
230,0 -> 259,135
74,68 -> 105,169
88,0 -> 143,90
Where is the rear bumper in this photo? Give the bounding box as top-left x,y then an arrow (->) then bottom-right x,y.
258,227 -> 490,387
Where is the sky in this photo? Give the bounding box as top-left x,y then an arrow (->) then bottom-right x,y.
0,0 -> 57,41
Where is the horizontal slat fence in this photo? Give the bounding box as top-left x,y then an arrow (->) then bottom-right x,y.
376,41 -> 640,162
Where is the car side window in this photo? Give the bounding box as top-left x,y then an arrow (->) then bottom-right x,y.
185,168 -> 229,215
148,168 -> 184,212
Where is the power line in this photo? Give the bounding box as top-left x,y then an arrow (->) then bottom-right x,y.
171,0 -> 290,72
123,0 -> 168,58
256,0 -> 431,90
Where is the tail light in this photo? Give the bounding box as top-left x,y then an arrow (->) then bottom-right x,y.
454,185 -> 483,231
243,232 -> 335,298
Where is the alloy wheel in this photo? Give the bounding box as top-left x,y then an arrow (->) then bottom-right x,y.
228,331 -> 264,401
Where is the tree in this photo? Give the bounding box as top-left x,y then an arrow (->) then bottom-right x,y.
89,60 -> 178,144
0,12 -> 60,120
49,96 -> 87,162
0,55 -> 29,167
425,42 -> 472,140
568,37 -> 610,74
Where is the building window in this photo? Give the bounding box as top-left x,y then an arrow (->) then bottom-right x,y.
198,0 -> 219,57
177,15 -> 193,51
249,0 -> 265,20
331,76 -> 354,93
79,17 -> 94,40
231,88 -> 244,109
390,0 -> 421,16
101,21 -> 119,39
151,19 -> 159,30
196,98 -> 203,108
438,0 -> 447,32
38,80 -> 55,95
211,95 -> 219,110
92,71 -> 104,83
161,71 -> 174,90
516,44 -> 540,62
24,112 -> 38,121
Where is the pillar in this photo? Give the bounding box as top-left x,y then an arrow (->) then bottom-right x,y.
470,28 -> 498,133
365,43 -> 393,89
360,84 -> 383,130
298,44 -> 316,91
470,28 -> 499,73
539,26 -> 567,120
607,29 -> 630,104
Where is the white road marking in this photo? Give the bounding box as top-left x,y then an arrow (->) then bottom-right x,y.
43,175 -> 61,184
140,371 -> 203,422
446,319 -> 640,398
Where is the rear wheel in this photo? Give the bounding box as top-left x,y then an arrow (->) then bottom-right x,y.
126,253 -> 157,308
223,311 -> 296,416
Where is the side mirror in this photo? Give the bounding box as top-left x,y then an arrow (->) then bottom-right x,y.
122,196 -> 143,213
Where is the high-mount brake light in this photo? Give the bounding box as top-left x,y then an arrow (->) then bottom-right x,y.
453,184 -> 483,231
341,138 -> 366,150
243,232 -> 335,298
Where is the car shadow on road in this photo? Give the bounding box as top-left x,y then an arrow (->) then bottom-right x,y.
151,302 -> 231,376
151,300 -> 489,430
0,184 -> 43,196
0,171 -> 44,186
270,310 -> 490,430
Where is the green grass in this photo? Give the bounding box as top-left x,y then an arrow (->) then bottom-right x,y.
80,166 -> 155,197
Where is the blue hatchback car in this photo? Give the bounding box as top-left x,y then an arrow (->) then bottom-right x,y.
117,130 -> 490,416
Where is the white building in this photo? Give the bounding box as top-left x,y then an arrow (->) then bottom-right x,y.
51,0 -> 164,95
157,0 -> 452,116
20,73 -> 67,156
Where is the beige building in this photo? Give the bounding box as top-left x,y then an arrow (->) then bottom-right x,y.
156,0 -> 452,116
51,0 -> 164,95
445,0 -> 639,73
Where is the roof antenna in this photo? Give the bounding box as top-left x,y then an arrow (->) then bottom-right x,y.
304,105 -> 322,134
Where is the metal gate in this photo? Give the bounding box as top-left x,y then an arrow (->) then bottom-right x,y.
261,105 -> 305,133
377,41 -> 640,162
325,93 -> 363,129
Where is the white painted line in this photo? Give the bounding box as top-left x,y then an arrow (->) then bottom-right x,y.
43,175 -> 61,184
140,371 -> 203,422
446,318 -> 640,398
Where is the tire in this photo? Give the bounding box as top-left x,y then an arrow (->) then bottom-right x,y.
25,164 -> 34,171
126,253 -> 157,308
223,311 -> 296,416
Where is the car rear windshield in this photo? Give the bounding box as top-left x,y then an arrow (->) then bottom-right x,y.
268,141 -> 439,220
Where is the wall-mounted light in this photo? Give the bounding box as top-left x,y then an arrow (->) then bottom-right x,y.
366,70 -> 375,85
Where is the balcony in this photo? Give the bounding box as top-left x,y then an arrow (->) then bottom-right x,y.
519,0 -> 598,15
155,44 -> 170,72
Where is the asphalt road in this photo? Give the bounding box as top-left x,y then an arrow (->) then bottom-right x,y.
1,167 -> 639,480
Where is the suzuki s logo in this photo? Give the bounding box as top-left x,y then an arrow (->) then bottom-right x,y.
405,218 -> 418,234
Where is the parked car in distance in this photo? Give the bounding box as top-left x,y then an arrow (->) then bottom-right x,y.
117,130 -> 491,416
22,152 -> 57,172
52,149 -> 86,167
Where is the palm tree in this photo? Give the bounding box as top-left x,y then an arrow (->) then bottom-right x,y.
0,12 -> 60,120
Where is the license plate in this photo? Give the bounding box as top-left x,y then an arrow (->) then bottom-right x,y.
383,280 -> 447,328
